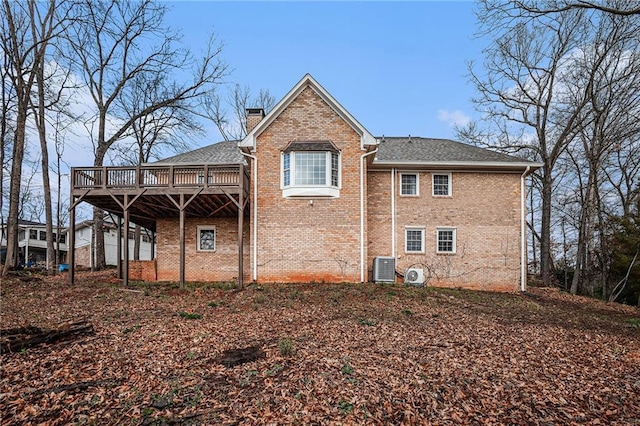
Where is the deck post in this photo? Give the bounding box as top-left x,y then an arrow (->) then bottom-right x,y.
116,215 -> 122,279
69,198 -> 76,284
123,194 -> 130,287
179,193 -> 186,288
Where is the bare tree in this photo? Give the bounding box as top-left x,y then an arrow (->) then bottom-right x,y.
0,46 -> 16,228
113,72 -> 202,260
63,0 -> 227,269
559,11 -> 640,295
514,0 -> 640,17
1,0 -> 67,274
204,84 -> 275,141
461,1 -> 592,285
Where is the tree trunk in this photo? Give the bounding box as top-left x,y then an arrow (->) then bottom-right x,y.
92,146 -> 107,269
540,168 -> 554,286
35,57 -> 55,271
2,105 -> 28,275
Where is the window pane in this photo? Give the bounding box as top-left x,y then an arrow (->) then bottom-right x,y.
406,229 -> 423,252
401,174 -> 417,195
433,174 -> 450,196
29,230 -> 38,239
283,153 -> 290,186
295,152 -> 326,185
199,229 -> 216,251
331,152 -> 339,187
438,229 -> 454,252
39,231 -> 47,241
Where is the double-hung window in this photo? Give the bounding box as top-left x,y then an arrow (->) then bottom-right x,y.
405,227 -> 425,253
432,173 -> 452,196
400,173 -> 418,196
437,228 -> 456,254
282,141 -> 341,197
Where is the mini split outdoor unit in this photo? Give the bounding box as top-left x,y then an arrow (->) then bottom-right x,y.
404,268 -> 425,286
372,256 -> 395,283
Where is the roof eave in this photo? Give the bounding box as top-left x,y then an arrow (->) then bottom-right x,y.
371,160 -> 544,170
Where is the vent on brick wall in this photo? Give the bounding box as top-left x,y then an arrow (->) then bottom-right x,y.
373,256 -> 395,283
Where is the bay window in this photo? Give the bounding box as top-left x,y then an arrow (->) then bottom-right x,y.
281,141 -> 341,197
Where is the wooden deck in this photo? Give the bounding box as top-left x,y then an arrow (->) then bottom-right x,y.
69,163 -> 250,288
71,164 -> 250,231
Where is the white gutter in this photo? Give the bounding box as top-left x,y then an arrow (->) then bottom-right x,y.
520,166 -> 531,292
360,148 -> 378,282
241,151 -> 258,281
373,160 -> 544,169
391,168 -> 396,258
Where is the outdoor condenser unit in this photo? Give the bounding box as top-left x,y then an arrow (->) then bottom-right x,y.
373,256 -> 396,283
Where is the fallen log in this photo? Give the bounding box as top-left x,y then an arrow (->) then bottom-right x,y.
0,320 -> 94,353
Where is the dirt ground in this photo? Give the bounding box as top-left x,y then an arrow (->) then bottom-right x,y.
1,270 -> 639,425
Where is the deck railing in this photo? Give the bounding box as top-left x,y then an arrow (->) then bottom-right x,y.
72,164 -> 249,191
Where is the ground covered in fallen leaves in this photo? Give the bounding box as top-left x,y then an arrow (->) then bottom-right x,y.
1,271 -> 639,425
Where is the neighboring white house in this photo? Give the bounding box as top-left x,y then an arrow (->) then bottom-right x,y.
0,220 -> 68,267
74,219 -> 155,268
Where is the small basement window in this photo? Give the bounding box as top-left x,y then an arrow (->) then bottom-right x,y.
197,226 -> 216,252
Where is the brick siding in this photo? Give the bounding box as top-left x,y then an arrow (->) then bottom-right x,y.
129,260 -> 157,281
155,217 -> 249,282
367,170 -> 523,291
251,86 -> 364,282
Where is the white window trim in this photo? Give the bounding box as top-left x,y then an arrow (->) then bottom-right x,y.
197,225 -> 216,252
281,151 -> 341,198
405,226 -> 425,254
432,172 -> 452,197
399,172 -> 419,197
436,227 -> 457,254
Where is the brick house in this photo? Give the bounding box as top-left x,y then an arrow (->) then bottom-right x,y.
69,74 -> 541,291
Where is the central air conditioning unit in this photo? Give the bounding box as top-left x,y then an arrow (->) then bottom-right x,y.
404,268 -> 424,286
373,256 -> 395,283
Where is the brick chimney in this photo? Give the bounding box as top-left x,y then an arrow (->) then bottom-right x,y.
245,108 -> 265,134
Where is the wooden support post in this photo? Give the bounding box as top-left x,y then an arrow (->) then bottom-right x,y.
123,194 -> 130,287
165,190 -> 201,290
69,199 -> 76,284
179,193 -> 185,288
116,215 -> 122,279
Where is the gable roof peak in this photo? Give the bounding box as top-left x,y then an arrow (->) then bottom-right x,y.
239,74 -> 377,151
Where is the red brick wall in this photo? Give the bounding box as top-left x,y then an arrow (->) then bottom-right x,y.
367,170 -> 523,291
251,86 -> 364,283
155,216 -> 249,282
129,260 -> 157,282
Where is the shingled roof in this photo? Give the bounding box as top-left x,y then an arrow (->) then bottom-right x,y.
149,140 -> 245,166
150,136 -> 536,169
373,137 -> 531,166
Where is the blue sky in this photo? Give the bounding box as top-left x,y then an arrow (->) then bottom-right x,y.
165,1 -> 482,146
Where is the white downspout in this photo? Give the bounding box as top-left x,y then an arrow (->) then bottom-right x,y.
25,227 -> 30,266
241,151 -> 258,281
360,148 -> 378,283
520,166 -> 531,292
90,225 -> 94,270
391,168 -> 396,258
